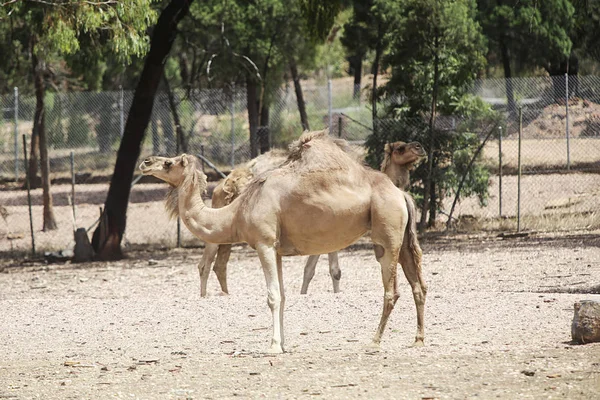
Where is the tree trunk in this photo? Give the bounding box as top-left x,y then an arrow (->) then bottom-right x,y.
91,0 -> 194,260
371,24 -> 383,138
27,43 -> 41,189
419,34 -> 440,232
164,74 -> 188,153
428,179 -> 436,228
499,35 -> 517,119
32,50 -> 58,231
247,76 -> 260,158
259,104 -> 270,154
159,97 -> 176,155
350,54 -> 362,100
290,58 -> 310,131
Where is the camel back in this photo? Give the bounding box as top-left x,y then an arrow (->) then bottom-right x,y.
285,129 -> 363,174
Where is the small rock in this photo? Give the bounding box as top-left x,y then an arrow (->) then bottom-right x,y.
571,300 -> 600,344
521,370 -> 535,377
148,259 -> 159,266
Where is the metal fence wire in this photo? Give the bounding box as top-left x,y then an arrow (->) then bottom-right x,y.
0,75 -> 599,255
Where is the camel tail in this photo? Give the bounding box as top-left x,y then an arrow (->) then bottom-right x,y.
403,192 -> 423,276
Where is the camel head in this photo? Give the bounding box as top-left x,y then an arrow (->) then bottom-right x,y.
385,141 -> 427,170
139,154 -> 204,187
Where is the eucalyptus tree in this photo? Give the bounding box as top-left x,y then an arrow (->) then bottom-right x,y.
1,0 -> 156,231
92,0 -> 194,260
366,0 -> 488,229
477,0 -> 574,109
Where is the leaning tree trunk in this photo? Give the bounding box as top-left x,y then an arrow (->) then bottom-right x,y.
290,58 -> 310,131
91,0 -> 194,260
32,49 -> 57,231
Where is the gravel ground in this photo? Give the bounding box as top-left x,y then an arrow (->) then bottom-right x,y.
1,232 -> 599,399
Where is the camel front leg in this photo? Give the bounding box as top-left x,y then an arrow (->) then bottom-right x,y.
256,244 -> 285,354
213,244 -> 232,294
371,244 -> 400,347
300,254 -> 320,294
198,243 -> 219,297
327,251 -> 341,293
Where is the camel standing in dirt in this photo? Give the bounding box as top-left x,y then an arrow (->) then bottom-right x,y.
197,140 -> 425,297
140,130 -> 426,353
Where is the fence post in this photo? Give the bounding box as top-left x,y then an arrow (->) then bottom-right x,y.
119,85 -> 124,137
71,151 -> 76,226
517,106 -> 522,233
14,87 -> 19,182
338,116 -> 342,138
328,79 -> 333,131
498,126 -> 502,217
230,85 -> 235,168
565,73 -> 570,170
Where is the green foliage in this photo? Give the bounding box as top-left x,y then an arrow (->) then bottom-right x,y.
477,0 -> 574,74
366,0 -> 493,215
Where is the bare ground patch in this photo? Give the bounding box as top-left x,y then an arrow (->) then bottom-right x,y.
0,233 -> 599,399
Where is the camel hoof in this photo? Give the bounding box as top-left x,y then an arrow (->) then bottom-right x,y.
265,344 -> 284,354
412,339 -> 425,348
364,342 -> 381,354
216,291 -> 229,297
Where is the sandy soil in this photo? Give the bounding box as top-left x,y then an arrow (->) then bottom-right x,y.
1,232 -> 599,399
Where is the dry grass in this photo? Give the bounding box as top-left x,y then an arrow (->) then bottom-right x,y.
483,137 -> 600,172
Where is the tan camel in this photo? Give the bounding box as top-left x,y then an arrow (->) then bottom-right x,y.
300,140 -> 427,293
198,140 -> 426,297
140,130 -> 426,353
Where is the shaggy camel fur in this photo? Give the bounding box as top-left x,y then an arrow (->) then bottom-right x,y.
198,140 -> 426,297
140,130 -> 426,353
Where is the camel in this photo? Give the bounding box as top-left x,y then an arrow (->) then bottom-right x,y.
198,140 -> 426,297
140,130 -> 426,353
300,140 -> 426,293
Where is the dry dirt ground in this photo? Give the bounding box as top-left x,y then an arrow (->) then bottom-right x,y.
1,232 -> 599,399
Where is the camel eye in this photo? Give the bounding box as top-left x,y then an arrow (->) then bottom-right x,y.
164,160 -> 173,167
396,146 -> 405,154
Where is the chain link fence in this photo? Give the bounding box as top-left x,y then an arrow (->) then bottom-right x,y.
0,76 -> 599,255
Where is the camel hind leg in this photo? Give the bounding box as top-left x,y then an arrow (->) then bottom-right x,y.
371,243 -> 401,347
213,244 -> 232,294
300,254 -> 320,294
327,252 -> 341,293
399,232 -> 427,346
301,252 -> 341,294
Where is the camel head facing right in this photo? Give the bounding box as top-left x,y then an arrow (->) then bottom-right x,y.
139,154 -> 203,187
385,141 -> 427,170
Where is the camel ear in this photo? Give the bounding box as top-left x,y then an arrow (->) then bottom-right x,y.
384,143 -> 391,154
180,154 -> 189,166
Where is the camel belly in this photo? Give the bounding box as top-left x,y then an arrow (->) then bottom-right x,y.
277,198 -> 371,256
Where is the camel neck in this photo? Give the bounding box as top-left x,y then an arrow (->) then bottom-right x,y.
178,170 -> 238,244
383,163 -> 410,190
